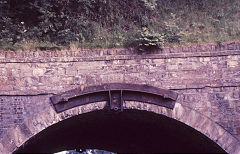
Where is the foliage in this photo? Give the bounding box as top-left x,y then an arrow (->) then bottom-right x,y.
0,0 -> 239,50
134,13 -> 184,52
163,13 -> 184,44
135,27 -> 164,52
0,17 -> 25,45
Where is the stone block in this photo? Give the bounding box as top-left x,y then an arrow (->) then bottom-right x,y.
0,142 -> 5,153
236,127 -> 240,134
0,131 -> 17,153
216,93 -> 225,100
31,112 -> 49,133
172,103 -> 189,121
0,85 -> 14,91
61,77 -> 74,85
217,130 -> 238,153
33,68 -> 46,76
0,68 -> 6,76
167,65 -> 178,71
66,68 -> 77,76
57,68 -> 66,75
230,142 -> 240,154
228,61 -> 238,68
11,124 -> 31,147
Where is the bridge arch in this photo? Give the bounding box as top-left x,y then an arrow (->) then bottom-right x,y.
0,84 -> 239,153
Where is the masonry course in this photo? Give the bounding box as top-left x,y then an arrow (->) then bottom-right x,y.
0,41 -> 240,153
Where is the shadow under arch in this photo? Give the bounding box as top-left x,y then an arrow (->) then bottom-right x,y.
14,109 -> 226,153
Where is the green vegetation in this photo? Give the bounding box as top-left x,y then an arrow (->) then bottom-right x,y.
0,0 -> 240,51
135,27 -> 165,52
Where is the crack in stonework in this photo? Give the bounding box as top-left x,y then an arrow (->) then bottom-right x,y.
170,85 -> 240,91
0,93 -> 54,97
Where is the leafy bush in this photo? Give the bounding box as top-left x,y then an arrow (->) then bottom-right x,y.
135,27 -> 165,52
0,0 -> 100,46
163,13 -> 184,43
135,13 -> 184,52
0,17 -> 25,45
25,1 -> 98,45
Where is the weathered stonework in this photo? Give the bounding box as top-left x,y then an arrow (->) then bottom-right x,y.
0,41 -> 240,153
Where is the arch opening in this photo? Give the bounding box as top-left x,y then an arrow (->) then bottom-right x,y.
14,109 -> 226,153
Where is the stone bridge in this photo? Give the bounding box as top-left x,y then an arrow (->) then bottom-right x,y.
0,41 -> 240,153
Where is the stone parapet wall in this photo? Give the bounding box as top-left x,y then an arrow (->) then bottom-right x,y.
0,41 -> 240,63
0,49 -> 239,95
